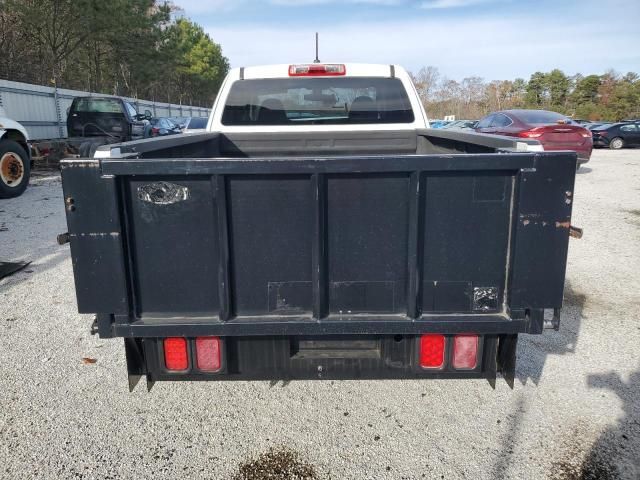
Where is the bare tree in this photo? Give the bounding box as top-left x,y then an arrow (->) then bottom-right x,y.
410,66 -> 440,105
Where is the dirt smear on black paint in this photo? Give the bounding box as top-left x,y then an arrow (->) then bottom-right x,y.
233,446 -> 318,480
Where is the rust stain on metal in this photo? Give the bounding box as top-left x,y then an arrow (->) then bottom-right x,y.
555,221 -> 583,238
565,191 -> 573,204
69,232 -> 120,238
569,226 -> 583,239
65,162 -> 99,168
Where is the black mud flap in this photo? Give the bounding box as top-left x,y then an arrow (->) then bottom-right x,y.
124,338 -> 148,392
484,334 -> 498,389
497,334 -> 518,388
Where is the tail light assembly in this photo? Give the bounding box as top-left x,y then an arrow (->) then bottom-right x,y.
419,334 -> 479,370
289,63 -> 346,76
195,337 -> 222,372
452,335 -> 479,369
518,128 -> 543,138
164,337 -> 188,371
419,334 -> 446,368
163,337 -> 222,373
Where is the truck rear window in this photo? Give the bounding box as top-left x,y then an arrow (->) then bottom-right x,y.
73,98 -> 123,114
221,77 -> 415,126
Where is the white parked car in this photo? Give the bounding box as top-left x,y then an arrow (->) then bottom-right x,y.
0,106 -> 31,198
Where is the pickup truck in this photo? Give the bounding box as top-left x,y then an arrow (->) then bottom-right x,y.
0,106 -> 31,198
60,63 -> 577,390
65,96 -> 153,157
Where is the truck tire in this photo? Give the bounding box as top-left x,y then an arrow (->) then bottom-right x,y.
0,139 -> 30,199
609,137 -> 624,150
78,141 -> 91,158
79,141 -> 100,158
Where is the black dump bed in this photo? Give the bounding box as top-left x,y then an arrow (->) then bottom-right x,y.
60,129 -> 577,386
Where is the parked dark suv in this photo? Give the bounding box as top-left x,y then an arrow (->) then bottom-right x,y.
591,122 -> 640,149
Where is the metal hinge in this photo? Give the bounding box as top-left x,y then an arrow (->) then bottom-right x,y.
90,316 -> 99,335
543,308 -> 561,331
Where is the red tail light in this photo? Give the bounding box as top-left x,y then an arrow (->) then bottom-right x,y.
151,127 -> 160,135
195,337 -> 222,372
518,128 -> 543,138
419,334 -> 445,369
580,129 -> 592,138
164,337 -> 188,371
289,64 -> 346,76
452,335 -> 478,369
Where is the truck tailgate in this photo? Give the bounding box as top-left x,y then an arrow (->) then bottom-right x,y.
61,152 -> 576,338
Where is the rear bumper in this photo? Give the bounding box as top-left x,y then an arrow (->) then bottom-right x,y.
146,334 -> 497,381
592,138 -> 609,147
125,333 -> 520,388
116,312 -> 543,389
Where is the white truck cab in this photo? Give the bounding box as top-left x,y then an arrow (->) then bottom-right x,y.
94,62 -> 543,159
0,106 -> 31,198
207,63 -> 430,133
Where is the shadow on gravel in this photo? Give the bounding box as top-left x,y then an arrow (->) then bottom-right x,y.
0,249 -> 68,294
576,167 -> 593,174
0,174 -> 69,293
515,281 -> 585,385
550,366 -> 640,480
491,392 -> 528,479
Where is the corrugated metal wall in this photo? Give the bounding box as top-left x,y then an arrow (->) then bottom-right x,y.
0,79 -> 211,140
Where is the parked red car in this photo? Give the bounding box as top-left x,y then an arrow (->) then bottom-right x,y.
475,109 -> 592,165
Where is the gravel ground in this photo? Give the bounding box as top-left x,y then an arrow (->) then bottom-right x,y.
1,150 -> 639,480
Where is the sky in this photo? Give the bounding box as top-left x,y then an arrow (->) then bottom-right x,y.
175,0 -> 640,81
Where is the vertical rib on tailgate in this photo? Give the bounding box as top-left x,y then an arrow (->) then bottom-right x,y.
61,152 -> 575,336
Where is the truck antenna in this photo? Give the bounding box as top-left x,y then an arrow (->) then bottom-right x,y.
314,32 -> 320,63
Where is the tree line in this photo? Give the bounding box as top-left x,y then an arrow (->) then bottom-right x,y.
411,66 -> 640,121
0,0 -> 229,107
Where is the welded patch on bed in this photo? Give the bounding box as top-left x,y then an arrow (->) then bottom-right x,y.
473,286 -> 499,311
137,181 -> 189,205
268,281 -> 312,314
423,281 -> 472,312
330,281 -> 395,313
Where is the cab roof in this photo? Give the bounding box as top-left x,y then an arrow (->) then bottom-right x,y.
233,63 -> 403,80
